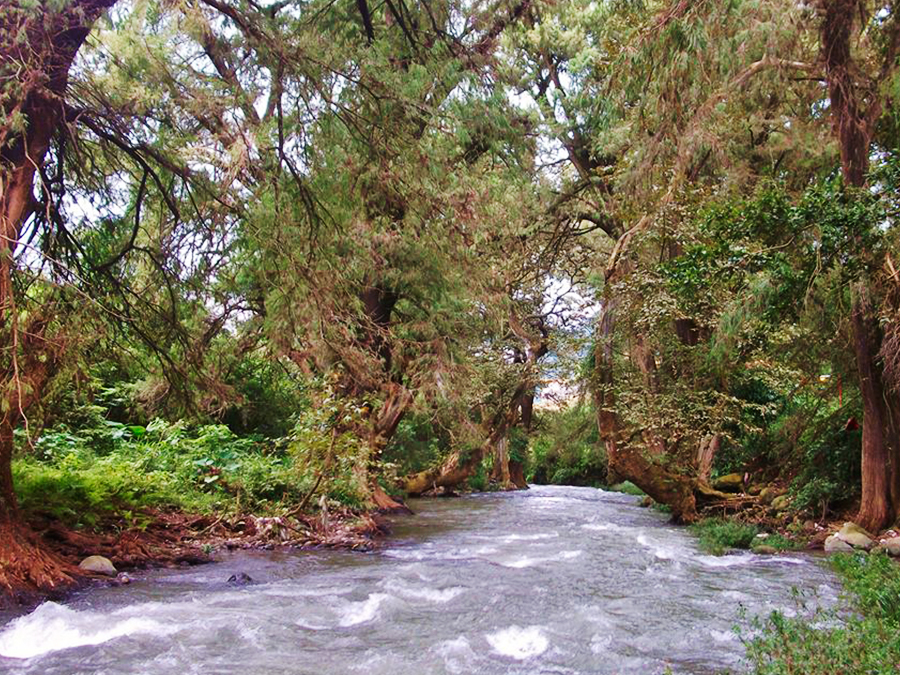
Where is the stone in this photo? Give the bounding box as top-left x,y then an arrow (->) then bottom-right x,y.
824,535 -> 854,553
770,495 -> 792,512
712,473 -> 744,493
835,522 -> 875,550
878,538 -> 900,557
754,545 -> 778,555
115,572 -> 132,585
227,572 -> 254,586
759,487 -> 784,505
639,496 -> 654,508
748,484 -> 765,496
79,555 -> 117,576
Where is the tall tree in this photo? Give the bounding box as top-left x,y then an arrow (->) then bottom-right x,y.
0,0 -> 118,598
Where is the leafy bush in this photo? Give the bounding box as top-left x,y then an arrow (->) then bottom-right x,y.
690,517 -> 759,555
14,418 -> 315,529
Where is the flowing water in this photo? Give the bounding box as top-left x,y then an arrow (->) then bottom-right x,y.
0,485 -> 839,674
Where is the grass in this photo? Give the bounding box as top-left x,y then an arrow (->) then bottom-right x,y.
690,517 -> 759,555
751,533 -> 803,553
744,552 -> 900,674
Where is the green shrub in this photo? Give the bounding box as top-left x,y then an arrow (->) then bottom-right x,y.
744,552 -> 900,674
690,517 -> 759,555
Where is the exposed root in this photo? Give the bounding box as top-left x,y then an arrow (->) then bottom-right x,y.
0,521 -> 80,608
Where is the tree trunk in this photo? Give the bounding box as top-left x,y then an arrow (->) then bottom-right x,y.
364,383 -> 413,512
594,296 -> 623,484
696,435 -> 720,484
0,0 -> 119,603
820,0 -> 900,531
852,286 -> 898,530
490,434 -> 513,489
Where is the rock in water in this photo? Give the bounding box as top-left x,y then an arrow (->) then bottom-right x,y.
227,572 -> 253,586
835,522 -> 875,550
79,555 -> 117,576
712,473 -> 744,493
824,535 -> 854,553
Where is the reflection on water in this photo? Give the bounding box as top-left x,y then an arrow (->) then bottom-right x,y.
0,486 -> 838,674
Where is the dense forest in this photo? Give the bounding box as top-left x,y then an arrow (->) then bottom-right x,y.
1,0 -> 900,671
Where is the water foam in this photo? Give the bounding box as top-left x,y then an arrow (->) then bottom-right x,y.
501,549 -> 584,568
434,636 -> 477,674
0,602 -> 175,659
486,625 -> 549,660
338,593 -> 390,627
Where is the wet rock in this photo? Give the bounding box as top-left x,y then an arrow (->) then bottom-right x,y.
712,473 -> 744,493
824,535 -> 854,553
639,496 -> 654,508
770,495 -> 792,512
115,572 -> 132,585
79,555 -> 117,576
227,572 -> 254,586
835,522 -> 875,550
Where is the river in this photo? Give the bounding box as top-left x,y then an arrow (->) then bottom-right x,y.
0,485 -> 839,674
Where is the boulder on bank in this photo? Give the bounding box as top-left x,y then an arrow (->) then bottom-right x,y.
824,535 -> 854,553
770,495 -> 792,512
873,538 -> 900,557
759,487 -> 785,505
79,555 -> 117,576
834,522 -> 875,550
712,473 -> 744,493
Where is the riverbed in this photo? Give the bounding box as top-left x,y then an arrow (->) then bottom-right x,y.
0,485 -> 839,674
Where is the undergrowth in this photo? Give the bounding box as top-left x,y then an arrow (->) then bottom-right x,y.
690,517 -> 759,555
14,415 -> 361,530
744,552 -> 900,674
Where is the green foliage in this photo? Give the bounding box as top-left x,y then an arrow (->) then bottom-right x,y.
751,533 -> 802,553
15,417 -> 315,529
528,403 -> 607,487
690,517 -> 759,555
383,414 -> 449,476
744,553 -> 900,674
831,552 -> 900,626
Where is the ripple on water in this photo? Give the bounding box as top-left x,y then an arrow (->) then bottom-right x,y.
380,578 -> 464,603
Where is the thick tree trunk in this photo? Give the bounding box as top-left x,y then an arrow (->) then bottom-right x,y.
852,286 -> 898,530
819,0 -> 900,531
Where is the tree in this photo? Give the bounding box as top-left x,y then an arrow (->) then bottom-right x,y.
0,0 -> 119,599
